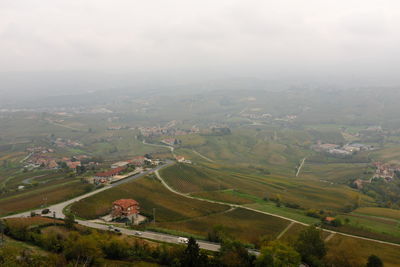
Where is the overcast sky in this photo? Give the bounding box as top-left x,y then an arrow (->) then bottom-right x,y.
1,0 -> 400,85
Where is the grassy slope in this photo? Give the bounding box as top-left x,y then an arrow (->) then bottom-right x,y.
354,207 -> 400,221
158,208 -> 290,245
160,163 -> 373,211
326,235 -> 400,267
70,175 -> 229,221
0,179 -> 91,216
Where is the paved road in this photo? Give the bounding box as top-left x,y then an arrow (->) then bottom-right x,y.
142,140 -> 175,157
5,161 -> 174,219
77,220 -> 221,252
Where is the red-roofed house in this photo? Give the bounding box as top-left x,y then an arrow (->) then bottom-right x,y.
94,167 -> 125,183
324,217 -> 336,223
111,199 -> 140,222
176,156 -> 185,162
67,161 -> 81,169
130,156 -> 145,166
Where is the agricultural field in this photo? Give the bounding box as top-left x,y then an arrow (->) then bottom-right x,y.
326,234 -> 400,267
332,212 -> 400,243
300,162 -> 370,183
369,145 -> 400,164
70,175 -> 229,221
354,207 -> 400,220
160,163 -> 374,211
157,208 -> 291,245
0,178 -> 93,216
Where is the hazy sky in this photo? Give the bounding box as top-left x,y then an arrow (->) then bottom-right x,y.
1,0 -> 400,84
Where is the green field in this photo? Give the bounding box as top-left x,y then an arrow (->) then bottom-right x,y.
160,163 -> 374,212
70,175 -> 229,221
354,207 -> 400,220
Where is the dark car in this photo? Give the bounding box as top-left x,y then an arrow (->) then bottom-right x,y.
114,228 -> 121,233
41,208 -> 50,214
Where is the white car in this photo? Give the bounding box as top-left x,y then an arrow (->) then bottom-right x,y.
178,237 -> 189,244
135,231 -> 142,236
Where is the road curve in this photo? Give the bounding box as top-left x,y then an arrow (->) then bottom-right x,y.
4,161 -> 174,220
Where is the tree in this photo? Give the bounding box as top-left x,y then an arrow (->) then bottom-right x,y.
102,238 -> 130,260
65,213 -> 75,229
64,234 -> 103,265
294,226 -> 326,266
367,255 -> 383,267
208,225 -> 231,243
219,240 -> 255,267
256,241 -> 301,267
180,237 -> 208,267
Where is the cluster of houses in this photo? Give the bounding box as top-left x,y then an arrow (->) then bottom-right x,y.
93,155 -> 161,184
53,138 -> 83,148
313,142 -> 372,156
353,162 -> 399,189
240,113 -> 273,120
24,149 -> 94,171
161,138 -> 181,146
139,123 -> 199,138
372,162 -> 399,181
26,147 -> 55,154
175,155 -> 191,164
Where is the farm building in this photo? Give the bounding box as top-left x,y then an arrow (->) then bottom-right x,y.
93,166 -> 125,183
111,161 -> 130,169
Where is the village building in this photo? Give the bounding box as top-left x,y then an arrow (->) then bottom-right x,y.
111,161 -> 130,169
161,138 -> 178,146
324,217 -> 336,224
176,155 -> 185,162
130,156 -> 146,166
94,166 -> 125,183
111,199 -> 140,224
67,161 -> 81,169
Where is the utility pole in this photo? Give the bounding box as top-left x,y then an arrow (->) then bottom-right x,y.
43,196 -> 47,207
0,219 -> 4,245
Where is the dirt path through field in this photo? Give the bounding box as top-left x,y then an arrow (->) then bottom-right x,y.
192,149 -> 215,162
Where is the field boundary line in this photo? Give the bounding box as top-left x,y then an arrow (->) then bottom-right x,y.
325,233 -> 335,242
192,149 -> 215,162
277,221 -> 295,239
296,157 -> 306,177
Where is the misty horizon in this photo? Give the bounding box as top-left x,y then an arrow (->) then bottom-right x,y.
1,0 -> 400,92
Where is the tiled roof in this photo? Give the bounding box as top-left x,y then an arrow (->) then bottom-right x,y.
113,199 -> 139,209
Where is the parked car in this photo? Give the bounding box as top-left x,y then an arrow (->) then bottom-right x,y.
41,208 -> 50,214
114,228 -> 121,233
134,231 -> 142,236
